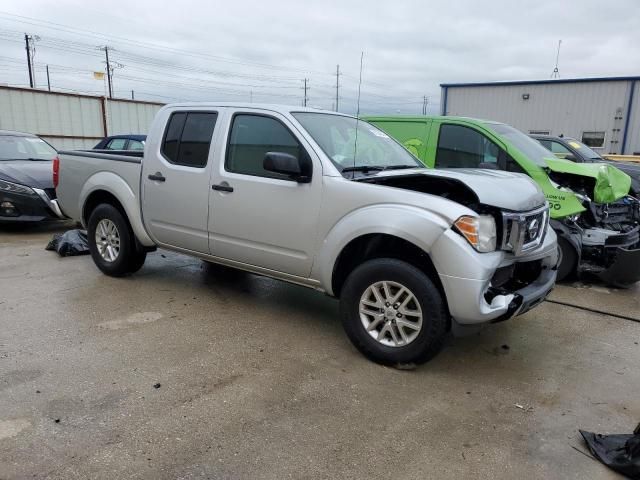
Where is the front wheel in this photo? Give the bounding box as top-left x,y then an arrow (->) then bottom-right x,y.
339,258 -> 448,366
87,204 -> 146,277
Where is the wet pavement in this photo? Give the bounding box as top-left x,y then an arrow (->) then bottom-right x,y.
1,222 -> 638,479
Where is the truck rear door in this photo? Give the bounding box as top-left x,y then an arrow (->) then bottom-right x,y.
141,109 -> 219,253
207,110 -> 322,278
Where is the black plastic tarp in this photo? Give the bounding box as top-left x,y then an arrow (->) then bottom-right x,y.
580,424 -> 640,479
45,229 -> 90,257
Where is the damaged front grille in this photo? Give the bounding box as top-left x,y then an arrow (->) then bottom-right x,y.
500,204 -> 549,255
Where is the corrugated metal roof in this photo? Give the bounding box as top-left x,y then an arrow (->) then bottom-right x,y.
440,76 -> 640,88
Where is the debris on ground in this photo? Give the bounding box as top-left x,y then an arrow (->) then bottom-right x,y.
153,383 -> 161,389
580,423 -> 640,478
514,404 -> 534,412
45,229 -> 90,257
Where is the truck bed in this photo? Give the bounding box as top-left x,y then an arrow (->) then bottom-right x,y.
56,150 -> 153,246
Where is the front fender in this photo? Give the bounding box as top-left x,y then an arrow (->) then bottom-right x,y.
80,171 -> 154,246
312,204 -> 451,295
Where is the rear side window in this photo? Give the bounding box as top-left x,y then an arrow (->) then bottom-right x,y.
436,124 -> 499,168
225,114 -> 304,179
161,112 -> 217,167
106,138 -> 127,150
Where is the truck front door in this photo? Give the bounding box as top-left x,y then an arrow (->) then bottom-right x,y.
141,110 -> 218,253
208,111 -> 322,278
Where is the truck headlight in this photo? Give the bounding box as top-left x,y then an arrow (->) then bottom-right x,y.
454,215 -> 497,253
0,179 -> 36,196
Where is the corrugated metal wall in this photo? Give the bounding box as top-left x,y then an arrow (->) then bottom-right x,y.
443,80 -> 634,154
0,87 -> 163,150
623,81 -> 640,155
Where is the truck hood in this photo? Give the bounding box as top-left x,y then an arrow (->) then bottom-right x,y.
369,167 -> 546,212
544,157 -> 631,204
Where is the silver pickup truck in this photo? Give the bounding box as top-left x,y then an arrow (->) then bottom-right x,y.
55,103 -> 558,365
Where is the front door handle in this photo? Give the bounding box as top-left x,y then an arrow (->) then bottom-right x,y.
212,183 -> 234,192
148,172 -> 166,182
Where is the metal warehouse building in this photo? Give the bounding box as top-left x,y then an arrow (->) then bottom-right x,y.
440,76 -> 640,155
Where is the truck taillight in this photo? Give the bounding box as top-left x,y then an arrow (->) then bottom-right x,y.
53,157 -> 60,188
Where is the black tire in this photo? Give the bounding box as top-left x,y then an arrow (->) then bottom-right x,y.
556,236 -> 578,282
87,203 -> 146,277
339,258 -> 448,366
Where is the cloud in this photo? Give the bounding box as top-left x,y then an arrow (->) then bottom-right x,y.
1,0 -> 638,114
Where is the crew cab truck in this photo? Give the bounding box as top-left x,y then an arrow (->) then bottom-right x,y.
55,104 -> 557,366
365,116 -> 640,287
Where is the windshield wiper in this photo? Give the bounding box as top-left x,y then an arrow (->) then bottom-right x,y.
341,165 -> 385,173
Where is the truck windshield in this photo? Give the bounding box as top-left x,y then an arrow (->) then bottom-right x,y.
485,123 -> 553,168
293,112 -> 423,175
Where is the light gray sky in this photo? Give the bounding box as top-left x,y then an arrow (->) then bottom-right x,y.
1,0 -> 639,114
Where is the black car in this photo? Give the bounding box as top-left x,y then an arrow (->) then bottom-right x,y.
531,134 -> 640,196
0,130 -> 64,222
93,134 -> 146,151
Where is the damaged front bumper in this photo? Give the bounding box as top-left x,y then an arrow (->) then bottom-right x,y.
435,228 -> 558,335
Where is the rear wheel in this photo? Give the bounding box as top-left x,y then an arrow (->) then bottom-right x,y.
88,204 -> 146,276
556,236 -> 578,282
339,258 -> 448,366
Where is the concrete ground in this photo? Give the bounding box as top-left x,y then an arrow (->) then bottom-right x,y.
1,222 -> 638,480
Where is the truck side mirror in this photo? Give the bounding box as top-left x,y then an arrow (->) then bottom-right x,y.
563,154 -> 577,162
264,152 -> 312,183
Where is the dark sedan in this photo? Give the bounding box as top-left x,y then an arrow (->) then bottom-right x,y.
93,134 -> 146,151
531,134 -> 640,197
0,130 -> 65,222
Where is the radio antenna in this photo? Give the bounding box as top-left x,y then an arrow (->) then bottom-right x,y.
352,51 -> 364,179
551,40 -> 561,79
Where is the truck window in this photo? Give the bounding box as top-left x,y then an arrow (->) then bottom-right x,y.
226,114 -> 305,180
161,112 -> 217,168
435,124 -> 499,168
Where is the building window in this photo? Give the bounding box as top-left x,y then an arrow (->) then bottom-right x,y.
529,130 -> 550,136
581,131 -> 606,149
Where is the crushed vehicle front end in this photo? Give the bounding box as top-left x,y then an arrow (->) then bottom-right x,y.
545,159 -> 640,286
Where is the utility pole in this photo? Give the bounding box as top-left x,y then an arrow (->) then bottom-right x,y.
302,78 -> 309,107
46,65 -> 51,91
335,64 -> 340,112
422,95 -> 428,115
131,89 -> 134,100
100,46 -> 113,98
24,33 -> 34,88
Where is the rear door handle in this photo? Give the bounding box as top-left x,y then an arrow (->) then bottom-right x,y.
148,172 -> 166,182
212,183 -> 234,192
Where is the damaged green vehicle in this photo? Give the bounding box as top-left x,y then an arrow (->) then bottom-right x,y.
364,116 -> 640,286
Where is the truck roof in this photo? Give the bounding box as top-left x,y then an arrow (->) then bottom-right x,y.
163,102 -> 349,117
